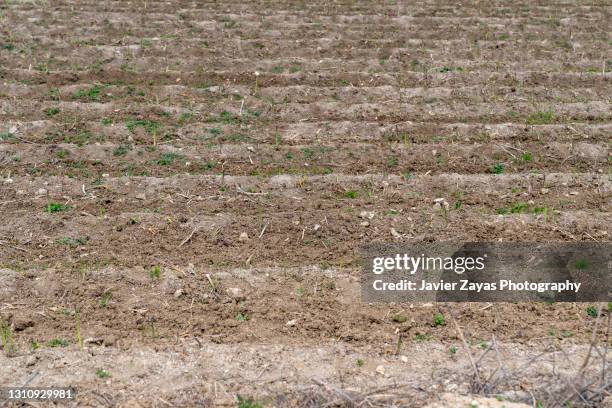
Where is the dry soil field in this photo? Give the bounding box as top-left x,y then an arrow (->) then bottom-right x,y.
0,0 -> 611,407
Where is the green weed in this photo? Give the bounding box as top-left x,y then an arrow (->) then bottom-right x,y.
0,318 -> 16,356
113,144 -> 131,156
492,163 -> 504,174
236,312 -> 249,322
237,396 -> 262,408
46,203 -> 70,213
126,118 -> 160,135
48,338 -> 69,347
45,107 -> 60,117
72,84 -> 105,102
57,236 -> 88,248
150,265 -> 161,279
527,111 -> 555,125
575,259 -> 588,270
521,151 -> 533,162
586,305 -> 598,317
96,369 -> 111,378
99,291 -> 112,307
157,152 -> 181,165
433,313 -> 445,326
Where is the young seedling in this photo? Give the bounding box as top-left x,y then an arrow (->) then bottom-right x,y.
150,266 -> 161,280
221,17 -> 237,28
477,340 -> 489,349
57,236 -> 88,249
289,63 -> 302,73
157,152 -> 181,166
113,144 -> 131,156
575,259 -> 588,270
0,317 -> 16,356
521,151 -> 533,162
48,338 -> 69,347
235,312 -> 249,322
46,203 -> 70,213
72,84 -> 105,102
99,291 -> 112,307
586,305 -> 598,318
236,396 -> 262,408
0,132 -> 15,141
45,107 -> 60,117
526,111 -> 555,125
433,313 -> 445,326
492,163 -> 504,174
533,205 -> 551,222
96,369 -> 111,378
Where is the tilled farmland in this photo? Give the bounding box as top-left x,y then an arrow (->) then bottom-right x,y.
0,1 -> 610,407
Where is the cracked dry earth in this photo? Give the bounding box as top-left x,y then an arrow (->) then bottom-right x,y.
0,0 -> 610,407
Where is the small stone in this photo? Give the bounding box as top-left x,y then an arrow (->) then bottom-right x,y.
103,335 -> 117,347
540,188 -> 549,194
433,198 -> 449,211
37,188 -> 48,195
359,211 -> 375,220
360,221 -> 370,227
375,365 -> 385,375
239,232 -> 249,241
135,193 -> 146,200
25,355 -> 38,367
173,288 -> 183,298
286,319 -> 298,327
422,303 -> 434,308
226,287 -> 245,301
391,228 -> 402,238
400,355 -> 408,363
13,317 -> 35,331
313,224 -> 321,231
